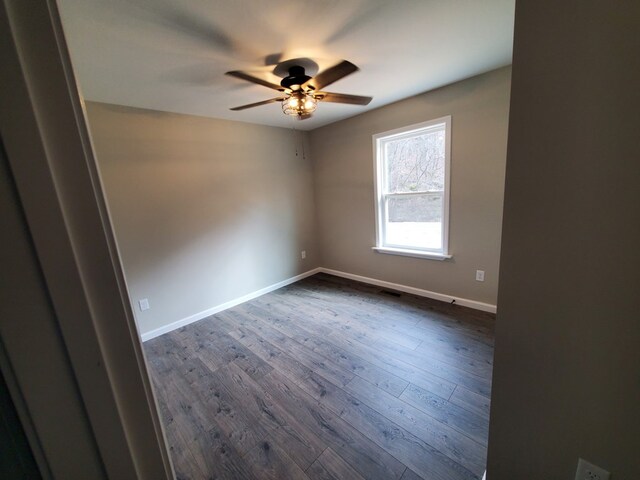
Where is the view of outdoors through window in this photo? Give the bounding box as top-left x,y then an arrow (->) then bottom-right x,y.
383,127 -> 445,250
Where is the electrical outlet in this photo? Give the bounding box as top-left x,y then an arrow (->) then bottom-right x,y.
138,298 -> 150,311
575,458 -> 610,480
301,250 -> 306,259
476,270 -> 485,282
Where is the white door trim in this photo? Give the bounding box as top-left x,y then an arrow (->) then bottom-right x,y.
0,1 -> 172,477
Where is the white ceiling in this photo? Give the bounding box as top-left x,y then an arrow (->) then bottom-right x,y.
58,0 -> 515,131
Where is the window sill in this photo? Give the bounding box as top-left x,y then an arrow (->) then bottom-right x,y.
372,246 -> 452,261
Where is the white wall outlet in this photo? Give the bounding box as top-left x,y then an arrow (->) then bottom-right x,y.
301,250 -> 306,259
138,298 -> 150,311
476,270 -> 485,282
575,458 -> 610,480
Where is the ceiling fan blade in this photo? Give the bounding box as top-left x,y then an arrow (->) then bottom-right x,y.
316,92 -> 372,105
304,60 -> 358,91
226,71 -> 284,91
230,97 -> 285,111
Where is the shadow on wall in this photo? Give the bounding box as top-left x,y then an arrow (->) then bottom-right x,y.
86,102 -> 317,335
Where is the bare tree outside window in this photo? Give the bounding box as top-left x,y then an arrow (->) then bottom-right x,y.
385,131 -> 445,193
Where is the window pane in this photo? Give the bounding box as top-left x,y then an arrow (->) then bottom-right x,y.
385,128 -> 445,193
385,194 -> 442,250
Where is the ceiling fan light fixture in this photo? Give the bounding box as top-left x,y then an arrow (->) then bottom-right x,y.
282,91 -> 317,117
228,59 -> 371,118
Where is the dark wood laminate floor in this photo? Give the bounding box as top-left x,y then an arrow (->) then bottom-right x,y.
144,273 -> 495,480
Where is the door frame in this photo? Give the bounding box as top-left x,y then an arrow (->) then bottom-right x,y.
0,0 -> 173,477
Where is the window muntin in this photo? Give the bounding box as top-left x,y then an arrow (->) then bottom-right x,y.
374,117 -> 451,256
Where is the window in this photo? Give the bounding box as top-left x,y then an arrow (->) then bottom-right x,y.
373,116 -> 452,260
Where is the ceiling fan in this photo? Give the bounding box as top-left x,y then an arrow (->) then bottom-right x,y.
226,60 -> 372,120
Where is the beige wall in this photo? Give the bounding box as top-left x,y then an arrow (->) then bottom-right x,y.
487,0 -> 640,478
86,103 -> 319,336
310,67 -> 511,306
86,68 -> 511,337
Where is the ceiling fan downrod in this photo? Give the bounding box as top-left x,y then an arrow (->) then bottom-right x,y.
280,66 -> 312,90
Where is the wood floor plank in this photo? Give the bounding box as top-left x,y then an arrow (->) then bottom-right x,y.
265,288 -> 424,350
160,356 -> 267,457
343,376 -> 487,475
225,308 -> 355,387
370,339 -> 493,397
400,383 -> 489,446
148,360 -> 260,479
210,358 -> 326,471
189,320 -> 274,380
370,311 -> 495,362
327,313 -> 423,351
258,369 -> 407,480
145,332 -> 191,374
383,336 -> 494,378
144,273 -> 494,480
289,328 -> 410,397
336,391 -> 478,480
449,385 -> 492,421
242,300 -> 409,396
152,393 -> 207,480
250,296 -> 457,399
182,426 -> 258,480
305,447 -> 366,480
414,314 -> 494,347
413,334 -> 494,369
250,295 -> 333,337
306,296 -> 495,367
361,336 -> 492,392
189,362 -> 268,456
299,370 -> 484,479
165,328 -> 226,374
401,467 -> 427,480
244,440 -> 311,480
228,325 -> 314,384
324,332 -> 458,399
320,297 -> 495,363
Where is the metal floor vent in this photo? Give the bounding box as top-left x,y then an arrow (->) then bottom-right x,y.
380,289 -> 402,297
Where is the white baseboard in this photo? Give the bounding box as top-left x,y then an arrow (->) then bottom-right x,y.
140,265 -> 496,342
140,268 -> 321,342
318,268 -> 497,314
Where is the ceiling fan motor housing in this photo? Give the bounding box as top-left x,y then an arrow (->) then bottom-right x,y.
280,66 -> 312,90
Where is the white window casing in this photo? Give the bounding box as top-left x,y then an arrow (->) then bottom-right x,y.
372,116 -> 452,260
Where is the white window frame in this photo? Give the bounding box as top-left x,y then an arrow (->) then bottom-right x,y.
372,116 -> 452,261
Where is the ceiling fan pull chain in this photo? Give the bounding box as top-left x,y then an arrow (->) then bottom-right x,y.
291,122 -> 299,157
